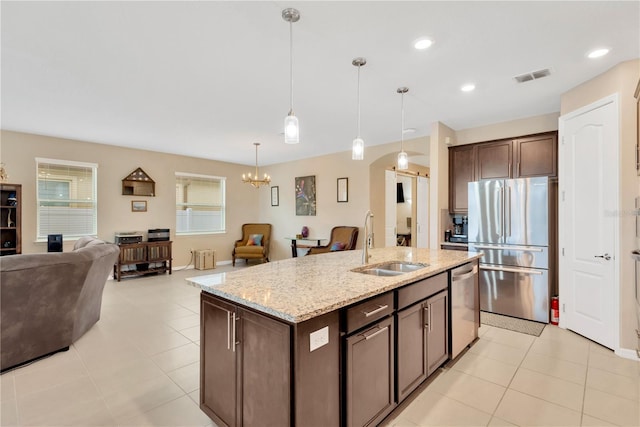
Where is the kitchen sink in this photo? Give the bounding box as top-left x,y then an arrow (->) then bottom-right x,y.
353,262 -> 428,277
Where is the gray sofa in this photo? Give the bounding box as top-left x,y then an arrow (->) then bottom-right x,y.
0,236 -> 120,372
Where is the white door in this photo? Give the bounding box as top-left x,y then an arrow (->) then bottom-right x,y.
559,94 -> 618,349
385,170 -> 397,247
416,176 -> 429,248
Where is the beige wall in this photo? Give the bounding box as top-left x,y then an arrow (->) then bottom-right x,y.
454,112 -> 560,145
261,136 -> 429,261
429,122 -> 456,247
560,59 -> 640,352
0,130 -> 260,266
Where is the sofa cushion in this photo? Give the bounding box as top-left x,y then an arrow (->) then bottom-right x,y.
247,234 -> 263,246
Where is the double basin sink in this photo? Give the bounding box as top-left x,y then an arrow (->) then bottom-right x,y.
352,261 -> 428,277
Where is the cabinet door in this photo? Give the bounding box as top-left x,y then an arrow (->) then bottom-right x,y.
396,303 -> 427,403
201,295 -> 239,427
426,291 -> 449,376
346,316 -> 395,427
514,133 -> 557,177
239,308 -> 291,427
449,145 -> 476,213
476,140 -> 512,180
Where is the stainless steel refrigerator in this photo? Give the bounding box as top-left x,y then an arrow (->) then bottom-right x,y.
468,177 -> 553,323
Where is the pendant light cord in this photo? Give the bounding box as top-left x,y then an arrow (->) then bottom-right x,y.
356,65 -> 361,138
255,144 -> 259,177
400,91 -> 405,151
289,20 -> 294,114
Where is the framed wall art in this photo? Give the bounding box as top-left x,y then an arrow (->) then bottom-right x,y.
271,186 -> 279,206
337,177 -> 348,202
295,175 -> 316,216
131,200 -> 147,212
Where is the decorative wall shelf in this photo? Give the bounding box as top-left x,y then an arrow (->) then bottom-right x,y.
122,167 -> 155,196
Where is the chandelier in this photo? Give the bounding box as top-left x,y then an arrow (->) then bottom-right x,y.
242,143 -> 271,188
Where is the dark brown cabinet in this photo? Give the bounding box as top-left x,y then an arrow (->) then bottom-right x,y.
449,145 -> 476,213
514,134 -> 557,177
396,273 -> 449,403
0,183 -> 21,256
201,293 -> 291,427
449,132 -> 557,213
476,140 -> 513,180
345,316 -> 395,427
425,291 -> 449,375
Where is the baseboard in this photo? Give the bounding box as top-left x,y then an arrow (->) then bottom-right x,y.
615,347 -> 640,361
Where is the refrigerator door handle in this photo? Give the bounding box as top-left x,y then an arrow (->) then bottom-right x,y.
471,244 -> 544,252
480,265 -> 544,275
496,187 -> 503,238
506,186 -> 512,237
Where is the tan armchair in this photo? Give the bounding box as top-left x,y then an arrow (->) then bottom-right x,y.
232,223 -> 271,266
307,226 -> 359,255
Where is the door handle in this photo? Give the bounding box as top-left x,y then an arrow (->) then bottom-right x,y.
594,253 -> 612,261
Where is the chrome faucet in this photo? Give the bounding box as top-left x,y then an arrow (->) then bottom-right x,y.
363,210 -> 374,264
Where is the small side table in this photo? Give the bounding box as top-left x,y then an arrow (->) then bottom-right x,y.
284,237 -> 327,257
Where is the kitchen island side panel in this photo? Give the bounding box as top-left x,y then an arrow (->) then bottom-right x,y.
293,311 -> 341,426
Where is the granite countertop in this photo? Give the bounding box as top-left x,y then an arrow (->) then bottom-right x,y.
186,247 -> 481,324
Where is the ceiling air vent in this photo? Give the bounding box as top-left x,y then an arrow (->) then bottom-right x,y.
514,68 -> 551,83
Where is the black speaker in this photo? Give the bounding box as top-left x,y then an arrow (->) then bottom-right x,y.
47,234 -> 63,252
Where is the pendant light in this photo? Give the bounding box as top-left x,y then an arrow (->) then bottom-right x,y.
352,57 -> 366,160
242,143 -> 271,188
282,8 -> 300,144
397,87 -> 409,170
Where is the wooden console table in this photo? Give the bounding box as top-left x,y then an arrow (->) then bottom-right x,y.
114,241 -> 172,281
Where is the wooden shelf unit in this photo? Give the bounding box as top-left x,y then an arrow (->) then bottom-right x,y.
114,241 -> 172,281
0,183 -> 21,256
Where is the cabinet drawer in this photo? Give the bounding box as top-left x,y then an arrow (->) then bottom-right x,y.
346,293 -> 394,334
397,272 -> 447,311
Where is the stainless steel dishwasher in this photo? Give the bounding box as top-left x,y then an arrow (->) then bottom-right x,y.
449,261 -> 479,359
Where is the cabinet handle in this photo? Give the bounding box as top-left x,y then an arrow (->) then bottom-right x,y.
423,306 -> 430,330
226,311 -> 231,350
232,312 -> 237,353
362,326 -> 386,341
363,304 -> 389,317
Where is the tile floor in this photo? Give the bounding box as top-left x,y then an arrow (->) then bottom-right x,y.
1,265 -> 639,426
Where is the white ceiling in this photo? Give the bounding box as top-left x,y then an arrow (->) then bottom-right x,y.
2,1 -> 639,166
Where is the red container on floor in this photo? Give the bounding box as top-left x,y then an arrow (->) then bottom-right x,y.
550,296 -> 559,325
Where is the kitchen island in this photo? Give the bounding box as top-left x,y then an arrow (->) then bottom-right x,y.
187,247 -> 482,427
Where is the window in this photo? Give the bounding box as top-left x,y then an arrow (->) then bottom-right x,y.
176,173 -> 225,234
36,158 -> 98,240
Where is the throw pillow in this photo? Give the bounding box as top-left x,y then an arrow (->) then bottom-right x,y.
247,234 -> 263,246
330,242 -> 345,251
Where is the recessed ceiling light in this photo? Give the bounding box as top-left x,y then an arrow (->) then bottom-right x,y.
403,128 -> 417,134
588,48 -> 609,58
461,83 -> 476,92
414,38 -> 433,50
